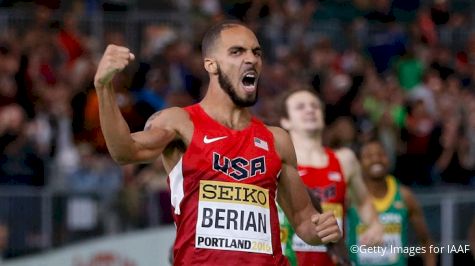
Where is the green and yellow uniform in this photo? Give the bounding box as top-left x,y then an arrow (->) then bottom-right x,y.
348,175 -> 409,266
277,205 -> 297,266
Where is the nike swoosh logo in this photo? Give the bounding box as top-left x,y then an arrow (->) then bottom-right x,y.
203,136 -> 228,144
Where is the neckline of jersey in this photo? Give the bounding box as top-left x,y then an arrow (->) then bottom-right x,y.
297,148 -> 332,169
372,175 -> 397,213
197,103 -> 256,133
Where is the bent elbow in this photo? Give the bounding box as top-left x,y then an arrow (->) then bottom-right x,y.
110,153 -> 134,165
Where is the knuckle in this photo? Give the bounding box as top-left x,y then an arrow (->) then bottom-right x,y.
107,44 -> 116,51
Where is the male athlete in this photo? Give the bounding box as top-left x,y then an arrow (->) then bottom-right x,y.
94,21 -> 341,265
348,140 -> 436,266
278,89 -> 383,266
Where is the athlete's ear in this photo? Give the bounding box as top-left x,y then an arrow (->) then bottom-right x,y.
204,58 -> 218,75
280,118 -> 291,131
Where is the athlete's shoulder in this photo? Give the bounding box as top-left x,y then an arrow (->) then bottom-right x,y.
334,147 -> 358,166
145,107 -> 191,128
334,147 -> 360,183
334,147 -> 356,159
266,126 -> 296,164
399,184 -> 415,204
266,126 -> 291,145
266,125 -> 286,134
163,106 -> 189,118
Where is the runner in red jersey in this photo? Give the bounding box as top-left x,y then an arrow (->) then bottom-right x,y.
294,149 -> 350,266
278,89 -> 383,266
170,104 -> 285,264
93,21 -> 341,265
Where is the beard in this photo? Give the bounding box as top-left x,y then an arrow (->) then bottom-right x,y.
217,66 -> 257,107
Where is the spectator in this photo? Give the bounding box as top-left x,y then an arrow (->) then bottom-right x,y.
0,104 -> 45,186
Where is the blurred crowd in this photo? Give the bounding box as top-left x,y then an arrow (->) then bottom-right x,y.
0,0 -> 475,258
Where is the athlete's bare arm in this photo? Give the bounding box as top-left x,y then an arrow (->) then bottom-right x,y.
401,186 -> 436,266
336,148 -> 383,245
270,126 -> 341,245
307,188 -> 352,266
94,44 -> 185,165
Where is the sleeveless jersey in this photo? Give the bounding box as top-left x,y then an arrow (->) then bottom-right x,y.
168,104 -> 288,265
293,148 -> 347,266
347,175 -> 408,266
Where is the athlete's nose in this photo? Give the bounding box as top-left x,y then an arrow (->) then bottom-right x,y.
304,104 -> 316,114
244,50 -> 258,65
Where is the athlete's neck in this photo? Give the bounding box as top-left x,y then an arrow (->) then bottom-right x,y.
200,84 -> 252,130
290,131 -> 324,153
290,131 -> 330,167
364,176 -> 388,199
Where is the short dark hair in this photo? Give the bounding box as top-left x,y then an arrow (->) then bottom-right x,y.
358,138 -> 382,159
201,20 -> 248,57
277,87 -> 323,119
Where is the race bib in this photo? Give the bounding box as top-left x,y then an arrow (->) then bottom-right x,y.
195,180 -> 273,254
292,203 -> 343,252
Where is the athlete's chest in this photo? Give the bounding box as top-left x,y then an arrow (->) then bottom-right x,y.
186,126 -> 281,184
188,126 -> 281,255
299,166 -> 346,199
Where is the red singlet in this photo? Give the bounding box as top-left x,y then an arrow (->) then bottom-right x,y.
168,104 -> 288,265
293,148 -> 347,266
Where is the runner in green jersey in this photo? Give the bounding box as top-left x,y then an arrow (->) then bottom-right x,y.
278,205 -> 298,266
279,189 -> 352,266
348,140 -> 436,266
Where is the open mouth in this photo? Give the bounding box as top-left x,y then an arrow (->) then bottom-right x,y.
369,163 -> 385,174
241,71 -> 257,92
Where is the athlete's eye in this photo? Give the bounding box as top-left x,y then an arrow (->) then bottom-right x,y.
310,103 -> 320,110
230,49 -> 242,56
295,103 -> 305,110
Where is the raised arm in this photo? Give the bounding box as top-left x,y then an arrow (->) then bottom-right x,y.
93,44 -> 177,164
270,127 -> 341,245
401,186 -> 436,266
336,148 -> 383,246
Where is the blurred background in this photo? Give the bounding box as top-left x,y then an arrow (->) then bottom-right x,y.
0,0 -> 474,265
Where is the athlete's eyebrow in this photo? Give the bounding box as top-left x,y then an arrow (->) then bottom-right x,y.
252,47 -> 262,54
228,46 -> 263,57
228,46 -> 246,53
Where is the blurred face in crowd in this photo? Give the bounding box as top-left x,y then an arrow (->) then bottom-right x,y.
281,90 -> 325,134
360,141 -> 389,180
208,25 -> 262,107
0,104 -> 25,134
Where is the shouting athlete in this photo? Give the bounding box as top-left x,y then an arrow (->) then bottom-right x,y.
94,21 -> 341,265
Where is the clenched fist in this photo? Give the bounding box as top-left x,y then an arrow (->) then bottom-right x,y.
359,221 -> 383,246
94,44 -> 135,90
311,212 -> 341,244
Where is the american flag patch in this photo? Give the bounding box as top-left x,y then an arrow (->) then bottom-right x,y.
328,172 -> 342,181
254,137 -> 268,151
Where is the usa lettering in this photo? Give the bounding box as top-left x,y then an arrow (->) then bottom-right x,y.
310,184 -> 336,201
212,152 -> 266,180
